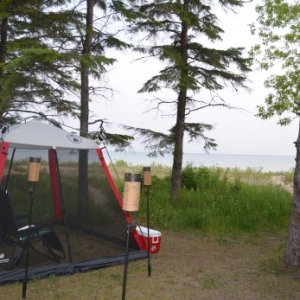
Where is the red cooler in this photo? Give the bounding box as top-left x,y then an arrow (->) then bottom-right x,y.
134,226 -> 162,254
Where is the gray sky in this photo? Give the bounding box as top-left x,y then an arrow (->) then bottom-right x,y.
90,1 -> 298,156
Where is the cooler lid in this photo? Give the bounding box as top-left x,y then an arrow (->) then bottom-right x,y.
135,226 -> 161,237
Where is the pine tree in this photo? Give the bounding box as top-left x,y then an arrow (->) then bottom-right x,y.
0,0 -> 132,221
129,0 -> 251,200
74,0 -> 131,221
0,0 -> 81,124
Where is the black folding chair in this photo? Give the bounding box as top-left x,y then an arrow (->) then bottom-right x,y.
0,189 -> 65,268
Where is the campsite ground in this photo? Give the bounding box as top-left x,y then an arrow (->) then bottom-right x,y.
0,167 -> 298,299
1,230 -> 300,299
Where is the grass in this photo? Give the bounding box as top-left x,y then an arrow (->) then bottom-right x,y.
140,178 -> 290,233
1,231 -> 300,299
111,162 -> 292,234
5,159 -> 292,234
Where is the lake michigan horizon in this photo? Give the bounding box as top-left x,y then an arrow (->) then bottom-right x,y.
103,150 -> 295,172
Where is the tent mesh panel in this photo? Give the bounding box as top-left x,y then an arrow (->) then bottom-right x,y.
0,149 -> 142,283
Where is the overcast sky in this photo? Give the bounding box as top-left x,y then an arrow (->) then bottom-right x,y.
90,0 -> 298,157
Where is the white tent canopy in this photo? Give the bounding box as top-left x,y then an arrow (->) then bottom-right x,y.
1,121 -> 99,150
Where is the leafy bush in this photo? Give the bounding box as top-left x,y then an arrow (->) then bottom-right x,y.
138,168 -> 291,234
181,165 -> 227,192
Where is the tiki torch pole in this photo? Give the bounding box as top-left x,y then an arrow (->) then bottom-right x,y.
121,173 -> 141,300
22,157 -> 41,299
143,167 -> 152,277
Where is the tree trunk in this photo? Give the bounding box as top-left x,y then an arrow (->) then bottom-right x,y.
0,17 -> 8,120
171,90 -> 187,201
0,18 -> 7,66
284,118 -> 300,266
171,4 -> 188,201
80,0 -> 94,137
78,0 -> 94,223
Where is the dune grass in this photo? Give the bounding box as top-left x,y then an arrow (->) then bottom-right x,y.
110,162 -> 292,234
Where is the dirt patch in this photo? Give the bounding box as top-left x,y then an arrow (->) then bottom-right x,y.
136,231 -> 300,300
1,231 -> 300,299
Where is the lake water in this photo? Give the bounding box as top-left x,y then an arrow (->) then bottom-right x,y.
9,148 -> 295,172
103,150 -> 295,172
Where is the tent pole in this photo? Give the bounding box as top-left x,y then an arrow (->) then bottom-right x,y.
4,148 -> 15,190
53,150 -> 73,264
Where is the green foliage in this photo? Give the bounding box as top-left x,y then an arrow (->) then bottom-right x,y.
0,0 -> 81,122
7,158 -> 289,235
109,160 -> 172,184
124,122 -> 217,156
0,0 -> 130,125
4,170 -> 54,219
178,123 -> 217,151
128,0 -> 251,200
90,130 -> 134,150
182,165 -> 225,191
124,125 -> 173,157
132,0 -> 251,98
138,168 -> 291,233
251,0 -> 300,124
76,0 -> 131,78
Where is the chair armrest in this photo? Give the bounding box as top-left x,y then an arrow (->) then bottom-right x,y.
16,214 -> 53,230
18,222 -> 53,235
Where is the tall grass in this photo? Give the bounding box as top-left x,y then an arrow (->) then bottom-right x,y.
135,165 -> 291,234
9,159 -> 289,235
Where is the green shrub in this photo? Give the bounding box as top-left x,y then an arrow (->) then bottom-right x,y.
181,165 -> 228,192
137,168 -> 291,234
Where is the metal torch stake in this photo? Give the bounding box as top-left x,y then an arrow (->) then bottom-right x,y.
22,187 -> 34,299
121,222 -> 131,300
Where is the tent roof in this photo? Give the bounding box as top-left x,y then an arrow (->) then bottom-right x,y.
1,121 -> 99,150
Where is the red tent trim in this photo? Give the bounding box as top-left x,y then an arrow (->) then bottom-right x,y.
0,142 -> 9,184
96,148 -> 133,224
48,149 -> 63,222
